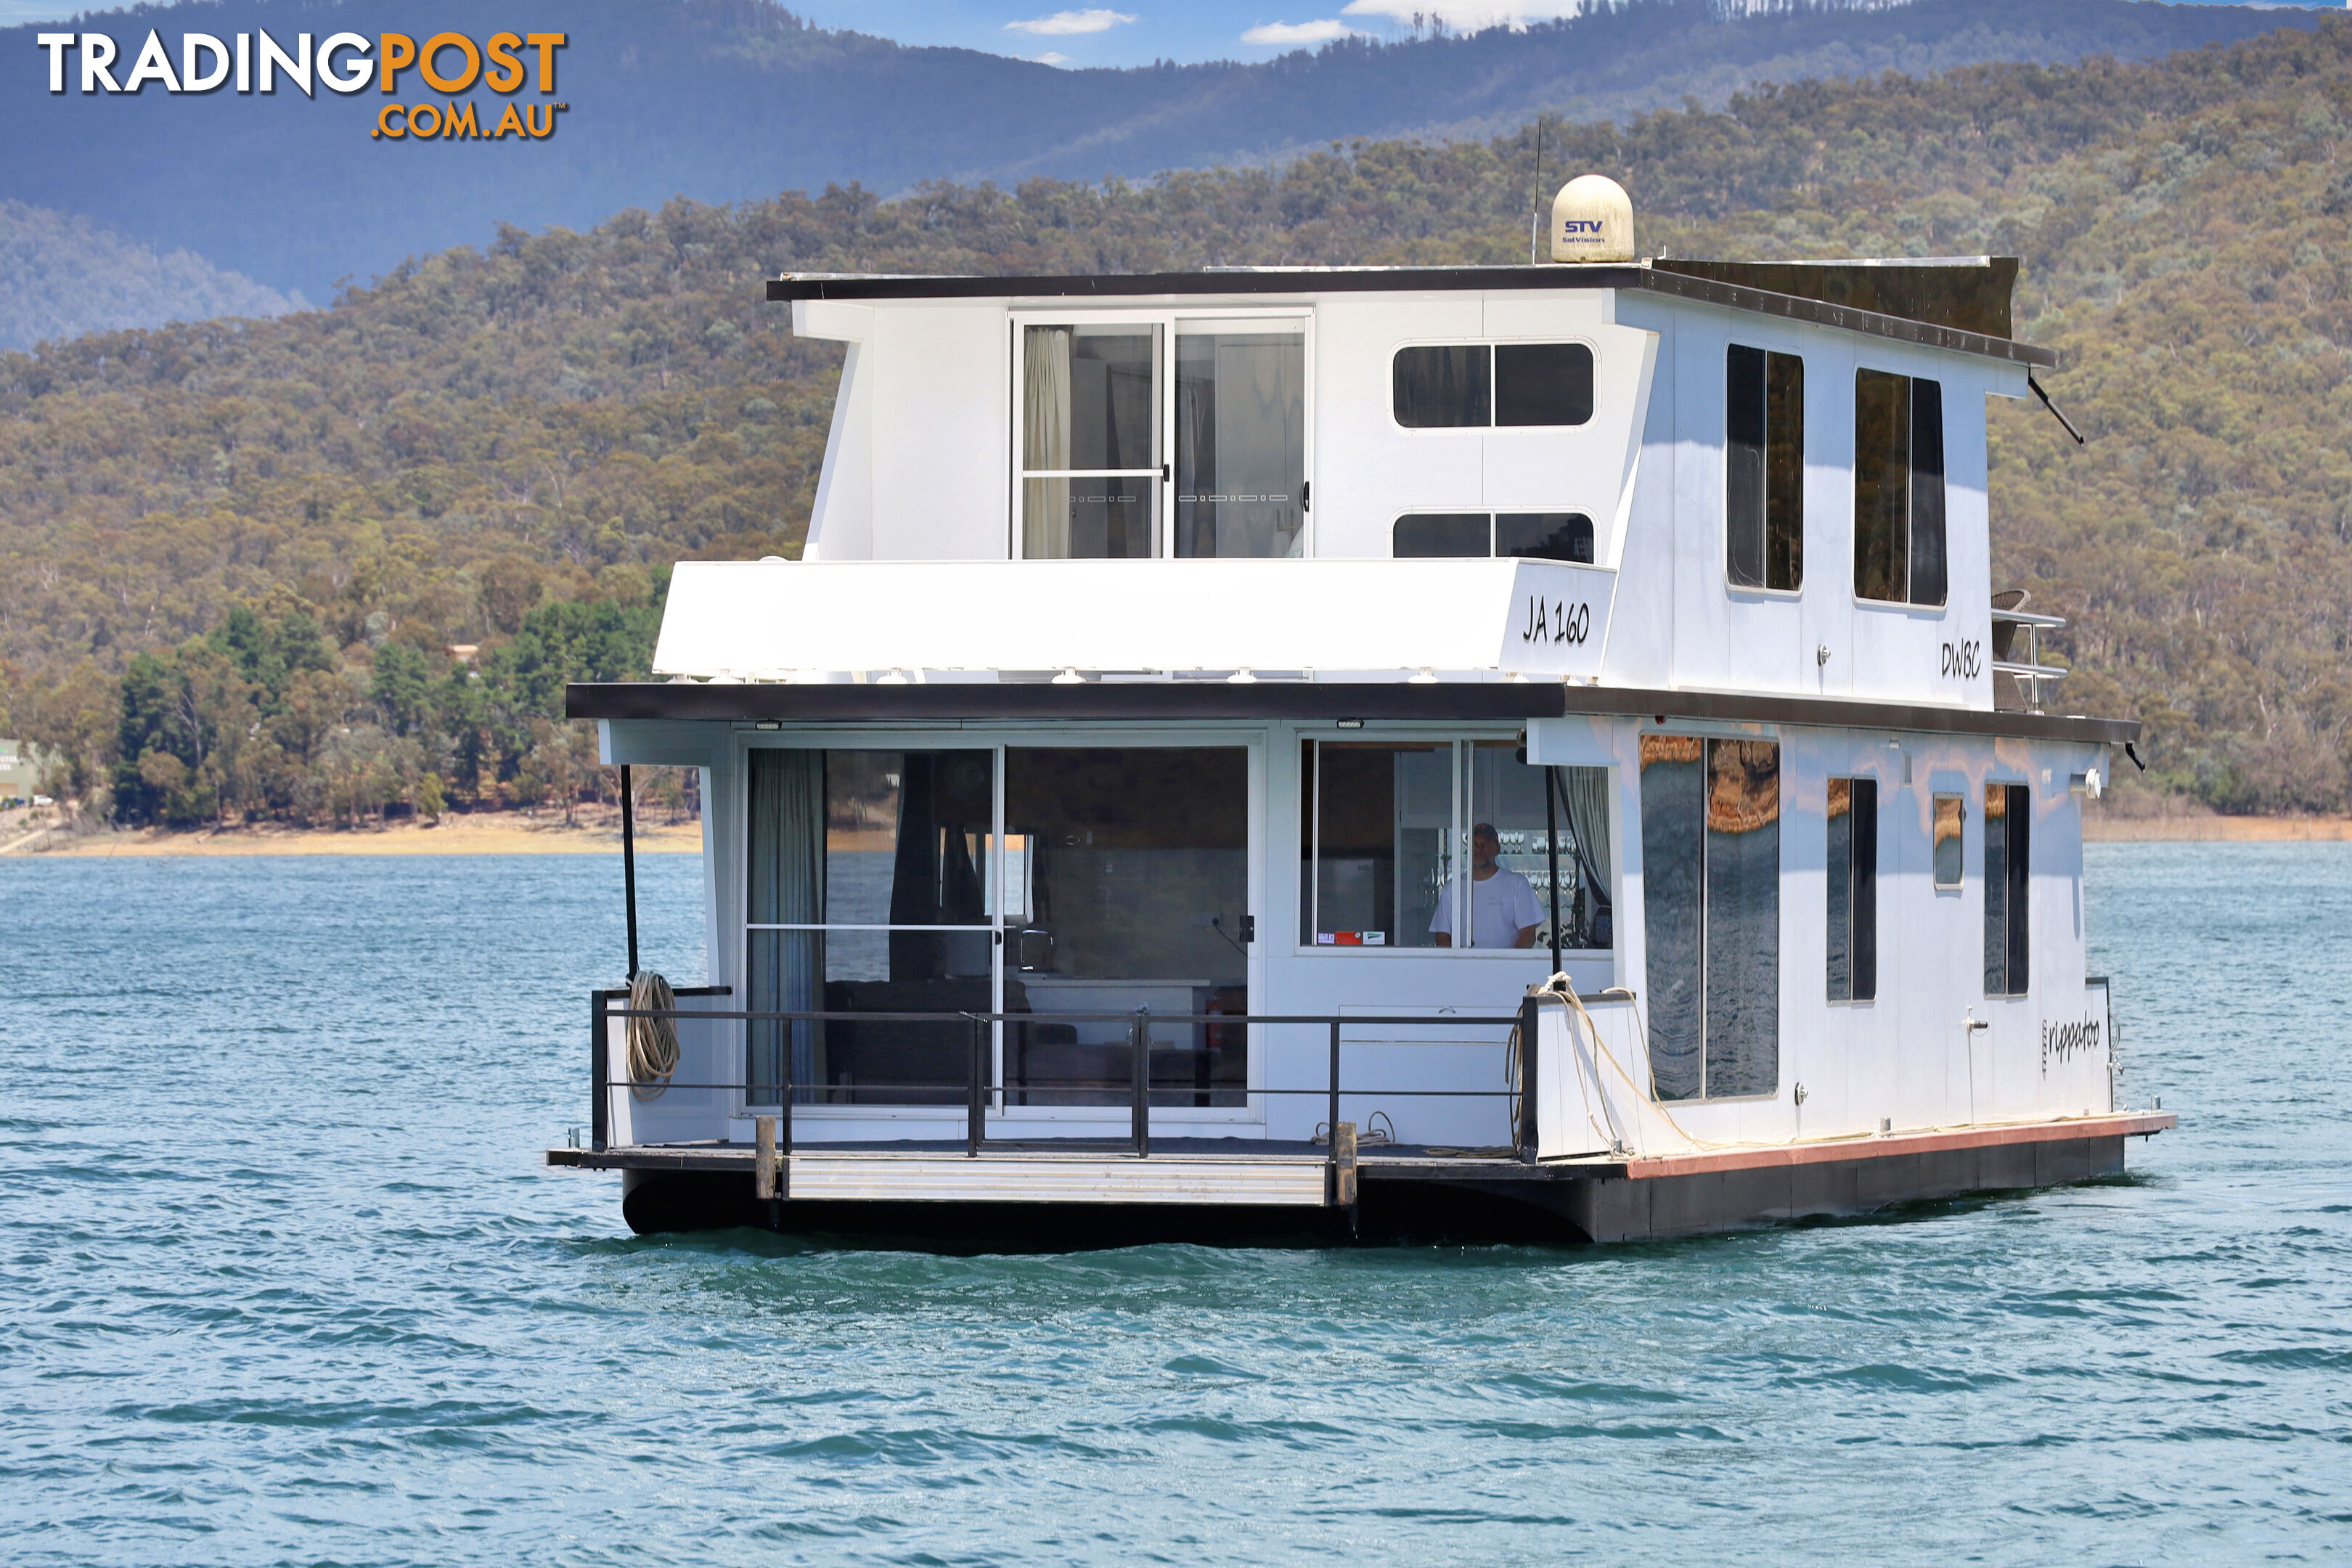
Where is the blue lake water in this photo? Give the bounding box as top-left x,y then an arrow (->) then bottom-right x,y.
2,844 -> 2347,1564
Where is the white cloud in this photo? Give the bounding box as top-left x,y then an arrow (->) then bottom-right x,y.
1240,18 -> 1363,46
1005,8 -> 1138,36
1034,51 -> 1073,65
1339,0 -> 1587,29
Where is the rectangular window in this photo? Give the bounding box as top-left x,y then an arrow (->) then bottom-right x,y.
1495,342 -> 1595,426
1302,739 -> 1611,952
746,748 -> 996,1106
1005,747 -> 1249,1107
1022,323 -> 1160,560
1932,793 -> 1965,888
1853,369 -> 1947,605
1174,319 -> 1306,560
1394,345 -> 1490,428
1826,777 -> 1877,1003
1641,735 -> 1780,1101
1393,512 -> 1594,564
1394,343 -> 1593,428
1392,513 -> 1492,559
1726,345 -> 1804,591
1983,780 -> 2030,995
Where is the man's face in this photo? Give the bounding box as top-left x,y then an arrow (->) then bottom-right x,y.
1472,827 -> 1500,871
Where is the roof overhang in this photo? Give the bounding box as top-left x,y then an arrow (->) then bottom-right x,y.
767,263 -> 2054,369
650,558 -> 1616,682
569,678 -> 2138,746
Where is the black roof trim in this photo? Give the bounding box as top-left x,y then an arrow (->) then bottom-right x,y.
570,681 -> 2133,744
767,265 -> 2054,368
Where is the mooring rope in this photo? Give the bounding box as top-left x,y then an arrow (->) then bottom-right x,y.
626,970 -> 679,1101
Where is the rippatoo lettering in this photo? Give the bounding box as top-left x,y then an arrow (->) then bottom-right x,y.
2041,1015 -> 2102,1076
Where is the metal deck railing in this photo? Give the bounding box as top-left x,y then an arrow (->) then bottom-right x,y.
589,990 -> 1563,1175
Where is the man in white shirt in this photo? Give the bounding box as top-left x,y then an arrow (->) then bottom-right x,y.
1429,822 -> 1543,949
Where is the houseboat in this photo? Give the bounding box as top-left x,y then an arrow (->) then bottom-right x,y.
547,177 -> 2173,1243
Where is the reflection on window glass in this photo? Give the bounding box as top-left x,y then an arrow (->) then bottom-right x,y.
746,748 -> 994,1106
1854,369 -> 1946,605
1495,513 -> 1594,564
1642,735 -> 1780,1100
1826,777 -> 1877,1003
1983,780 -> 2030,995
1495,342 -> 1595,426
1393,344 -> 1490,428
1300,740 -> 1452,947
1932,793 -> 1965,887
1175,319 -> 1305,559
1726,345 -> 1804,591
1005,748 -> 1248,1108
1395,513 -> 1595,563
1393,513 -> 1490,558
1023,323 -> 1161,559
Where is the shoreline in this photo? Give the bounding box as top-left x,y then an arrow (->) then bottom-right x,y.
7,811 -> 703,857
2084,814 -> 2352,843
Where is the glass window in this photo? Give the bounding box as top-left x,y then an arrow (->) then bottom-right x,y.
1932,793 -> 1965,888
1495,512 -> 1594,564
1174,319 -> 1305,560
1302,740 -> 1611,953
1641,735 -> 1780,1101
1393,344 -> 1490,428
746,748 -> 995,1106
1393,513 -> 1490,558
1984,781 -> 2030,995
1004,748 -> 1248,1107
1393,512 -> 1594,564
1826,777 -> 1877,1003
1021,323 -> 1160,559
1300,740 -> 1453,948
1495,342 -> 1594,426
1726,345 -> 1804,591
1853,369 -> 1947,605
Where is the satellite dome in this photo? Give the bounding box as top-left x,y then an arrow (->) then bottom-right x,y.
1551,174 -> 1635,264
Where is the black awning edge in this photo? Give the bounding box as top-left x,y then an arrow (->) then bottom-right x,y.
568,681 -> 2137,746
767,264 -> 2054,369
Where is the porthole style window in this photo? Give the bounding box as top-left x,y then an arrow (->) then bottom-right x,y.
1393,343 -> 1593,428
1392,511 -> 1594,564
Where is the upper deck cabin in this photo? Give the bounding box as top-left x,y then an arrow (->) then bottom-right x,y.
647,252 -> 2059,711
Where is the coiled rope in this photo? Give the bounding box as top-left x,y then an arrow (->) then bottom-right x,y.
626,970 -> 679,1101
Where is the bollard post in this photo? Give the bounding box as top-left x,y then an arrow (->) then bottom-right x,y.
754,1114 -> 777,1201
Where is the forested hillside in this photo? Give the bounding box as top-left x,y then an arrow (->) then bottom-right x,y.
7,20 -> 2352,820
0,0 -> 2310,301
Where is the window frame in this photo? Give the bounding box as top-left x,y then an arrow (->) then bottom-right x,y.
1391,510 -> 1596,565
1638,731 -> 1782,1103
1725,343 -> 1805,596
1850,365 -> 1950,611
737,727 -> 1267,1124
1931,792 -> 1967,891
1389,337 -> 1599,432
1826,775 -> 1877,1005
1983,779 -> 2031,997
1297,731 -> 1614,959
1010,307 -> 1315,561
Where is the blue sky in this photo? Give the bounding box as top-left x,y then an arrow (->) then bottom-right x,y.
0,0 -> 2298,68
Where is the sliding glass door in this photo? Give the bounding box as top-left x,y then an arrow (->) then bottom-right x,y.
747,740 -> 1256,1114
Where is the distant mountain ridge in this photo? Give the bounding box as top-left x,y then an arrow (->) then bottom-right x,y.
0,0 -> 2320,301
0,201 -> 298,352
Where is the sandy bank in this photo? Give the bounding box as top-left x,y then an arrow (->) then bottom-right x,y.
2085,814 -> 2352,843
15,811 -> 702,857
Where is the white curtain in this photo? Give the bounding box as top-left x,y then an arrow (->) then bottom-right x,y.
1023,327 -> 1072,559
1558,765 -> 1613,911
